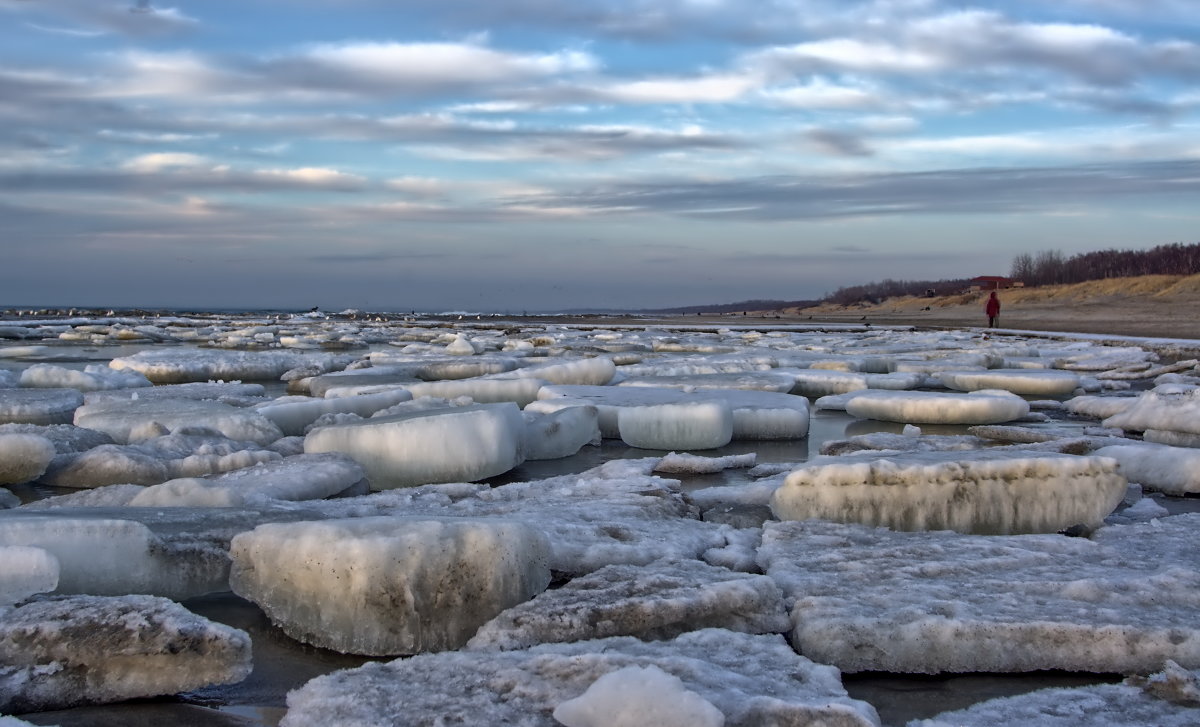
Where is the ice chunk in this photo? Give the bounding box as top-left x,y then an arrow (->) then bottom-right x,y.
19,363 -> 151,391
618,371 -> 796,393
305,403 -> 525,488
401,377 -> 544,407
256,388 -> 413,436
129,452 -> 366,506
444,332 -> 477,355
759,516 -> 1200,674
282,629 -> 879,727
522,405 -> 600,460
83,381 -> 269,408
844,390 -> 1029,425
43,429 -> 281,488
540,385 -> 809,440
1066,394 -> 1138,419
911,662 -> 1200,727
1094,443 -> 1200,496
0,545 -> 58,605
938,369 -> 1081,397
553,665 -> 725,727
229,517 -> 551,655
819,432 -> 990,456
0,433 -> 55,485
0,594 -> 251,712
0,514 -> 229,600
497,356 -> 616,386
74,397 -> 284,445
108,348 -> 354,383
1104,385 -> 1200,435
655,452 -> 756,474
1145,429 -> 1200,448
618,401 -> 733,450
0,388 -> 83,425
467,559 -> 789,651
771,450 -> 1126,534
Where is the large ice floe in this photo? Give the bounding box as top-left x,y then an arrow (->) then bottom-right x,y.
128,452 -> 367,506
770,449 -> 1127,534
304,402 -> 525,487
759,515 -> 1200,674
230,517 -> 551,655
843,389 -> 1030,425
937,369 -> 1081,397
108,349 -> 355,383
911,661 -> 1200,727
0,389 -> 84,425
74,397 -> 284,445
282,629 -> 881,727
0,594 -> 252,712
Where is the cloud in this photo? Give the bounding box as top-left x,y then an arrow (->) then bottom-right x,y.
122,152 -> 210,172
1,0 -> 198,37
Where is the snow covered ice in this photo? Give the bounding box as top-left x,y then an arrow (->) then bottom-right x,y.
759,515 -> 1200,674
937,369 -> 1081,397
0,434 -> 55,485
0,389 -> 83,425
229,517 -> 551,655
129,452 -> 367,506
304,402 -> 525,487
770,449 -> 1127,534
74,397 -> 284,445
467,558 -> 789,651
0,594 -> 251,712
281,629 -> 880,727
843,389 -> 1030,425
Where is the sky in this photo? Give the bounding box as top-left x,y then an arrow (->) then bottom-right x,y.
1,0 -> 1198,312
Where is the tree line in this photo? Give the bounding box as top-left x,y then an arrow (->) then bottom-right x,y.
1010,242 -> 1200,287
825,278 -> 969,306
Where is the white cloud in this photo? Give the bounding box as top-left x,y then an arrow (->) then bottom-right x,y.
595,72 -> 760,103
122,152 -> 210,172
255,167 -> 365,186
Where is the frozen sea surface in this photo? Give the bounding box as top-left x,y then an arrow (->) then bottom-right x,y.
2,311 -> 1200,726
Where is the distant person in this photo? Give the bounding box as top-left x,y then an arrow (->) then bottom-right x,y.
985,291 -> 1001,328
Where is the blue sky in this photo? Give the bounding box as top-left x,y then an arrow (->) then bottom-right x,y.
2,0 -> 1198,311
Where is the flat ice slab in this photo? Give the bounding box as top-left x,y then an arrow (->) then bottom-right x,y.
1093,443 -> 1200,496
938,369 -> 1081,397
74,397 -> 284,445
304,403 -> 525,488
109,349 -> 353,383
467,558 -> 789,651
0,514 -> 230,600
911,661 -> 1200,727
759,516 -> 1200,674
1104,385 -> 1200,435
230,517 -> 551,656
0,594 -> 251,712
844,390 -> 1030,425
282,629 -> 880,727
255,388 -> 413,436
0,545 -> 58,606
618,401 -> 733,450
130,452 -> 366,506
771,450 -> 1126,534
617,371 -> 797,393
0,388 -> 84,425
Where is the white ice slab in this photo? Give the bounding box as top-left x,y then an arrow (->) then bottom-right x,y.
130,453 -> 367,506
0,545 -> 58,606
304,403 -> 525,488
618,372 -> 797,393
938,369 -> 1081,397
1094,443 -> 1200,496
0,388 -> 84,425
109,349 -> 355,383
74,397 -> 284,445
282,629 -> 880,727
553,665 -> 725,727
43,430 -> 281,488
230,517 -> 551,655
0,515 -> 230,600
522,405 -> 600,460
0,433 -> 55,485
539,385 -> 809,440
83,381 -> 269,407
19,363 -> 151,392
1065,394 -> 1138,419
0,594 -> 251,712
1104,385 -> 1200,435
911,662 -> 1200,727
618,401 -> 734,450
468,558 -> 788,651
771,450 -> 1126,534
844,389 -> 1030,425
401,377 -> 545,407
759,516 -> 1200,674
654,452 -> 756,474
495,356 -> 616,386
256,388 -> 413,436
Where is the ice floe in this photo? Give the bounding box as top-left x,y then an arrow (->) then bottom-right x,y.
0,594 -> 251,712
771,450 -> 1126,534
0,389 -> 84,425
759,516 -> 1200,674
938,369 -> 1081,397
129,452 -> 366,506
843,389 -> 1030,425
108,349 -> 355,383
0,545 -> 58,606
0,434 -> 55,485
281,629 -> 880,727
1094,443 -> 1200,496
230,517 -> 551,655
74,397 -> 284,445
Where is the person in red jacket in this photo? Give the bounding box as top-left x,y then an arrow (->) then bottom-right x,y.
985,291 -> 1001,328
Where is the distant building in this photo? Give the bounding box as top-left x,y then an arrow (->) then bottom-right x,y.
968,276 -> 1022,292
